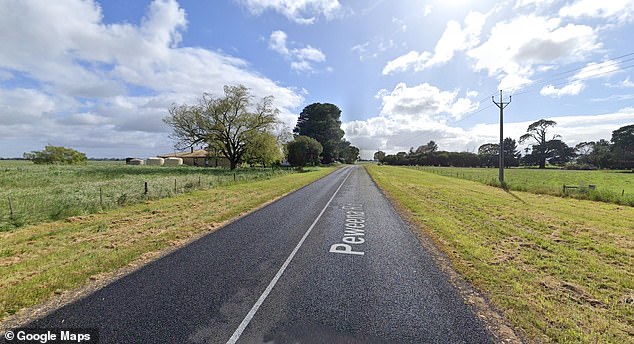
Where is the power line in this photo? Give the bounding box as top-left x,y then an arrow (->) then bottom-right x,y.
365,53 -> 634,153
501,52 -> 634,94
513,62 -> 634,96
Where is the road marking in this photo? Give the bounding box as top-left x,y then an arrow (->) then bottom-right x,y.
329,203 -> 366,255
226,167 -> 352,344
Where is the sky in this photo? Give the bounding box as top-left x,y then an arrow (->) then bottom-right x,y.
1,0 -> 634,159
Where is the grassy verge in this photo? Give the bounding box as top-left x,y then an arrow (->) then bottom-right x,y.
0,167 -> 335,322
411,166 -> 634,206
366,165 -> 634,343
0,161 -> 297,231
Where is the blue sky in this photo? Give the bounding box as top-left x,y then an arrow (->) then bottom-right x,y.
1,0 -> 634,159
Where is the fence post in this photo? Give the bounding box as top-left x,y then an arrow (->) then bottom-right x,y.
8,197 -> 13,218
174,179 -> 177,193
198,176 -> 201,187
623,189 -> 625,197
100,188 -> 103,208
144,182 -> 148,195
233,172 -> 236,182
562,184 -> 566,194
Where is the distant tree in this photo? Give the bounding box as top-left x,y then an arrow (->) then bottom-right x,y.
416,140 -> 438,154
293,103 -> 345,164
373,150 -> 386,162
477,143 -> 499,167
478,143 -> 499,155
341,145 -> 360,164
244,131 -> 284,167
286,136 -> 323,170
576,140 -> 613,168
503,137 -> 521,167
519,119 -> 559,169
23,145 -> 87,165
611,124 -> 634,169
164,85 -> 279,170
546,139 -> 576,166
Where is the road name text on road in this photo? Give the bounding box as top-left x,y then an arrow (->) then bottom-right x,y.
329,203 -> 366,256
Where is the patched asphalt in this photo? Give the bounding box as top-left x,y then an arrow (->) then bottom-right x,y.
17,165 -> 492,343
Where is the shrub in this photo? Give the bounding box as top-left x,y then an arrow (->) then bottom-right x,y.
23,145 -> 88,165
562,163 -> 597,170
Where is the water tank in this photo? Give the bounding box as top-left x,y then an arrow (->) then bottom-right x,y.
146,157 -> 164,166
164,157 -> 183,166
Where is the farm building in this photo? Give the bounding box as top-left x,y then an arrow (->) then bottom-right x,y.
159,148 -> 231,168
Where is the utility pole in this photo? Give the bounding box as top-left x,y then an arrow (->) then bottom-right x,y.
492,90 -> 511,184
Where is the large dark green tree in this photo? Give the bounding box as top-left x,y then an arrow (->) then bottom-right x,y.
576,140 -> 613,168
477,143 -> 499,167
373,150 -> 386,162
293,103 -> 345,164
341,145 -> 360,164
546,139 -> 576,165
611,124 -> 634,169
286,136 -> 323,169
519,119 -> 559,169
503,137 -> 521,167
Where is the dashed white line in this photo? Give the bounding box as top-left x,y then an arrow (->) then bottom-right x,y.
226,168 -> 352,344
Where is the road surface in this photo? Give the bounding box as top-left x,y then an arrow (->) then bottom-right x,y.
16,166 -> 492,343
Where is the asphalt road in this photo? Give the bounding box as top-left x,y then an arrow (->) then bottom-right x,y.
15,165 -> 492,343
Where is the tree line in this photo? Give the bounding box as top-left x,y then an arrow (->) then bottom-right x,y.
376,120 -> 634,170
164,85 -> 359,170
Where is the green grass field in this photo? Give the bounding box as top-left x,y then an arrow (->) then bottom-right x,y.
0,160 -> 297,231
0,166 -> 335,322
411,166 -> 634,206
367,165 -> 634,343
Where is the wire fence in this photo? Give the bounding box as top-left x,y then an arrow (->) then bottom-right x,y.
410,166 -> 634,207
0,166 -> 294,231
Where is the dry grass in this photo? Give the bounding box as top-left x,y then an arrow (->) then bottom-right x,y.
367,165 -> 634,343
0,167 -> 335,322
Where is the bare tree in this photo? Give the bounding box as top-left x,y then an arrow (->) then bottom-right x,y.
164,85 -> 279,169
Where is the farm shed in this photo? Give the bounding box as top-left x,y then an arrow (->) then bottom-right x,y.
128,158 -> 144,165
159,148 -> 231,168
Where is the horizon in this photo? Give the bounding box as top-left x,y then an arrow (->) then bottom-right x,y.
1,0 -> 634,159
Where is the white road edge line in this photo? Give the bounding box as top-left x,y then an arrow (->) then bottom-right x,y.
226,167 -> 353,344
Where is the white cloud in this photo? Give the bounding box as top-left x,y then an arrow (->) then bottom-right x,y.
540,60 -> 621,97
383,11 -> 486,75
573,60 -> 621,80
294,46 -> 326,62
621,77 -> 634,88
392,17 -> 407,32
0,88 -> 61,125
514,0 -> 556,10
468,15 -> 600,90
268,30 -> 289,55
559,0 -> 634,22
540,81 -> 585,97
0,0 -> 304,157
382,51 -> 430,75
423,4 -> 433,16
235,0 -> 341,24
268,30 -> 327,73
342,82 -> 481,156
351,42 -> 371,61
